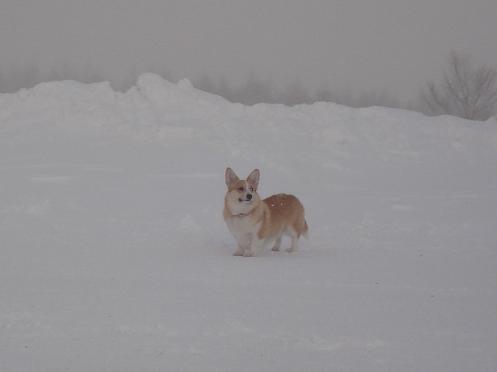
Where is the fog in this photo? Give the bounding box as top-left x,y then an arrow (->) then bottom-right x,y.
1,0 -> 496,107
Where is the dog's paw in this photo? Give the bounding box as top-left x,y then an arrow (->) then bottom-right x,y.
243,250 -> 255,257
233,249 -> 244,256
271,246 -> 280,252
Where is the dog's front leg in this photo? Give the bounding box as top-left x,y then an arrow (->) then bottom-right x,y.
234,243 -> 246,256
244,236 -> 264,257
234,234 -> 251,256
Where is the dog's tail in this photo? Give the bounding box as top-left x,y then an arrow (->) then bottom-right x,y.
302,219 -> 309,239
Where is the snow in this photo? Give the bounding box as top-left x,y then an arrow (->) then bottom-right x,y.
1,74 -> 496,371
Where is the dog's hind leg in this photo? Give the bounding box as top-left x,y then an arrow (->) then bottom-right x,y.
285,228 -> 299,253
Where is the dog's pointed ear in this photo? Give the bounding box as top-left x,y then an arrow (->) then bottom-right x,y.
225,167 -> 240,188
247,169 -> 260,189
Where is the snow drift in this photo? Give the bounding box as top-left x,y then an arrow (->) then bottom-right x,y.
1,74 -> 496,372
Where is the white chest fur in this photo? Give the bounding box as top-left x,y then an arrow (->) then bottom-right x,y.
225,215 -> 261,246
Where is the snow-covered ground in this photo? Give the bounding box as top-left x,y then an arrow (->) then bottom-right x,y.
1,74 -> 496,371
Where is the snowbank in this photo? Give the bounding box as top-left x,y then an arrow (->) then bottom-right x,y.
1,74 -> 496,372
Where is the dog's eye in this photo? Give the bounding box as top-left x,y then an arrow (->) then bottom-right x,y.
238,187 -> 244,192
249,187 -> 254,192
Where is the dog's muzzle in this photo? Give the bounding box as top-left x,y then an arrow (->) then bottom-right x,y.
238,194 -> 253,203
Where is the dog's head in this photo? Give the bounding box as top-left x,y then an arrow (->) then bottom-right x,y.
224,168 -> 261,215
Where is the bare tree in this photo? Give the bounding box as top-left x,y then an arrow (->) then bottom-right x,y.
353,90 -> 400,109
0,69 -> 4,93
422,51 -> 497,120
282,79 -> 311,106
217,76 -> 236,102
238,71 -> 275,105
195,74 -> 217,95
314,82 -> 335,103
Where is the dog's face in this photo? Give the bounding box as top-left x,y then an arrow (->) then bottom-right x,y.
225,168 -> 261,215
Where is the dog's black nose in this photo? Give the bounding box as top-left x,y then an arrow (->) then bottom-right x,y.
246,194 -> 252,200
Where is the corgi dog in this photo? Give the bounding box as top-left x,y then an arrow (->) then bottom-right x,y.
223,168 -> 308,257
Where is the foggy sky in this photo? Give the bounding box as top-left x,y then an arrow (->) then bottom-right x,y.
1,0 -> 496,104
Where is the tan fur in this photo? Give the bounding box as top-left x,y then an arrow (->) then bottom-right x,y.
259,194 -> 308,239
223,168 -> 308,257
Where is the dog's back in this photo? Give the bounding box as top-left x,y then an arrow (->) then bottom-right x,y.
258,193 -> 308,240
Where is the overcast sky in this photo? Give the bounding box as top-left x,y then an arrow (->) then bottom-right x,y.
1,0 -> 496,104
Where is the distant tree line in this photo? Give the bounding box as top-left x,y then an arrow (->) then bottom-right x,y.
0,61 -> 105,93
1,51 -> 496,120
0,62 -> 405,109
191,73 -> 403,109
